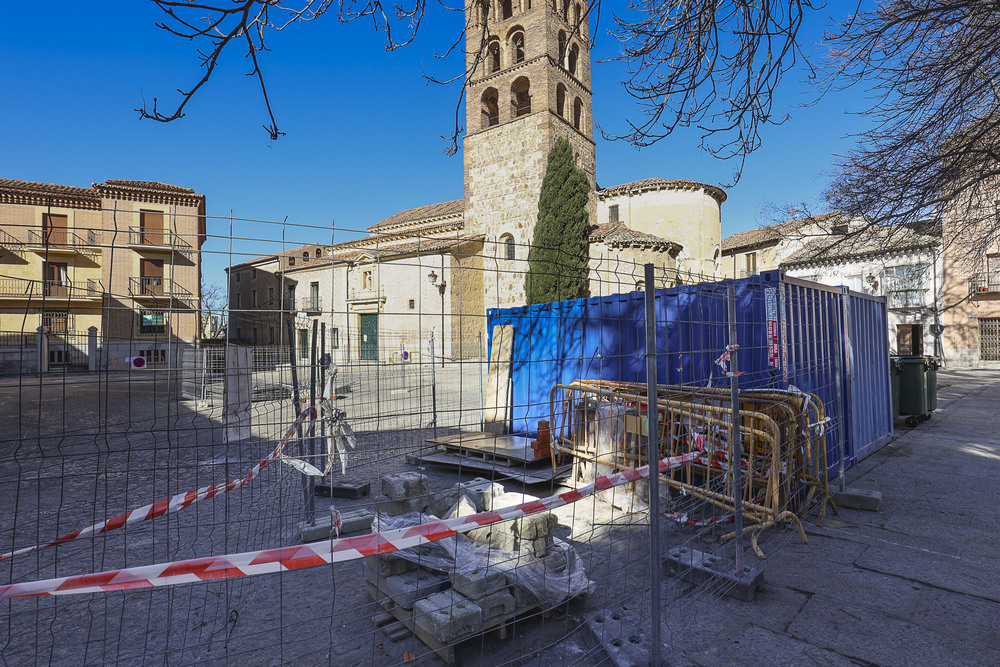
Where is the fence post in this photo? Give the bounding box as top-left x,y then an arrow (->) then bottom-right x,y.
726,284 -> 745,571
641,263 -> 661,665
430,329 -> 438,439
36,326 -> 48,375
87,326 -> 98,372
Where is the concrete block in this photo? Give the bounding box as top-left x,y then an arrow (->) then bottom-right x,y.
510,584 -> 541,611
473,588 -> 516,625
585,608 -> 648,667
365,554 -> 417,578
413,590 -> 484,644
298,508 -> 374,542
451,570 -> 507,598
444,494 -> 478,519
662,546 -> 763,602
315,481 -> 370,499
468,507 -> 557,556
432,477 -> 504,515
378,495 -> 433,516
485,491 -> 539,511
833,488 -> 882,511
381,472 -> 429,501
364,564 -> 450,609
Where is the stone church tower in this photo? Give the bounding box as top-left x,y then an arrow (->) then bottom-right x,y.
463,0 -> 598,308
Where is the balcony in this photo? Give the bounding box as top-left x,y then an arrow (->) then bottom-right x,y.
0,277 -> 104,301
301,296 -> 323,313
128,226 -> 192,251
0,229 -> 23,250
969,274 -> 1000,295
129,276 -> 194,304
26,229 -> 101,255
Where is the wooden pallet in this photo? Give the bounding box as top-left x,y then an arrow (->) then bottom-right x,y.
409,451 -> 572,485
365,581 -> 538,664
426,432 -> 543,466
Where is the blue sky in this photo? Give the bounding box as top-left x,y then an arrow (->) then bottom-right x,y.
0,2 -> 871,284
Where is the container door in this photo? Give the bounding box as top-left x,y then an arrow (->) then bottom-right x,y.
360,314 -> 378,361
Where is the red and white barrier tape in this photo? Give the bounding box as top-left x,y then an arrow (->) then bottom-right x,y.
0,407 -> 317,563
0,451 -> 700,599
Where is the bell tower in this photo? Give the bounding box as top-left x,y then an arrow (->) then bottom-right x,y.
463,0 -> 597,308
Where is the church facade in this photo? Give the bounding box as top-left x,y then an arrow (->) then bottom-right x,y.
226,0 -> 726,363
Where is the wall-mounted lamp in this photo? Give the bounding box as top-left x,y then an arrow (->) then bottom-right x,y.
428,270 -> 446,295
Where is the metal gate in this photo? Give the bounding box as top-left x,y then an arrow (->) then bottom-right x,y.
980,318 -> 1000,361
360,314 -> 378,361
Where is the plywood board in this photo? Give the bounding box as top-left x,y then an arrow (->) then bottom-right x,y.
483,325 -> 514,434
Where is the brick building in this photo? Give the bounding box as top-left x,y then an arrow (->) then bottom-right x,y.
0,178 -> 205,370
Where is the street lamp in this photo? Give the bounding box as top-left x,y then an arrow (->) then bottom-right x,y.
428,269 -> 446,367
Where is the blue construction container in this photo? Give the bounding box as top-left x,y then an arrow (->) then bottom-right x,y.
485,270 -> 893,477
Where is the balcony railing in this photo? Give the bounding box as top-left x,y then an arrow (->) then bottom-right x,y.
128,226 -> 192,250
0,229 -> 23,248
0,277 -> 104,300
27,229 -> 101,251
301,296 -> 322,312
129,276 -> 194,302
969,274 -> 1000,295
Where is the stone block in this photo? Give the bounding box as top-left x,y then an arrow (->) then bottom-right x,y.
833,488 -> 882,511
485,491 -> 539,511
474,588 -> 516,625
510,584 -> 541,611
378,495 -> 433,516
365,554 -> 417,578
413,590 -> 484,644
432,477 -> 504,515
315,481 -> 370,499
519,512 -> 558,539
381,472 -> 429,500
444,494 -> 478,520
364,563 -> 450,610
451,570 -> 507,598
298,508 -> 374,542
662,546 -> 763,602
585,608 -> 648,667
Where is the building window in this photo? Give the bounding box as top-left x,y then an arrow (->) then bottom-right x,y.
609,205 -> 619,223
252,290 -> 258,307
482,88 -> 500,128
568,43 -> 579,76
302,251 -> 309,263
505,235 -> 516,260
489,40 -> 501,73
236,327 -> 242,340
883,265 -> 928,308
139,349 -> 165,360
362,269 -> 374,290
251,268 -> 257,279
572,97 -> 582,129
299,329 -> 309,359
511,31 -> 525,64
268,286 -> 275,304
332,327 -> 340,349
986,254 -> 1000,291
315,249 -> 322,258
43,311 -> 70,333
140,310 -> 166,335
289,257 -> 296,267
558,31 -> 567,64
235,272 -> 241,283
269,326 -> 275,344
512,77 -> 531,117
844,274 -> 865,292
556,83 -> 566,117
745,252 -> 757,274
409,299 -> 416,310
502,0 -> 512,20
253,328 -> 258,344
234,293 -> 241,309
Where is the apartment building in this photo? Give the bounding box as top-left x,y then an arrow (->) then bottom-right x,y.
0,178 -> 205,369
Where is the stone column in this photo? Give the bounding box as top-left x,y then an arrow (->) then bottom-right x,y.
223,345 -> 252,443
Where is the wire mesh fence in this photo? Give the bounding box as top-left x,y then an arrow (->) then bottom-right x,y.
0,210 -> 888,664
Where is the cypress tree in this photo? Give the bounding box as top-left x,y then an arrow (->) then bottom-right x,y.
524,136 -> 590,304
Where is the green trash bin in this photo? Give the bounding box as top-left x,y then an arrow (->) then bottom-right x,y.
898,355 -> 929,426
889,357 -> 903,420
898,355 -> 940,426
925,356 -> 939,412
